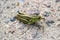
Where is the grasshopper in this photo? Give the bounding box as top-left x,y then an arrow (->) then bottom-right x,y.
15,12 -> 44,25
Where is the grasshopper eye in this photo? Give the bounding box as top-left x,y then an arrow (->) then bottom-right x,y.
38,16 -> 45,20
19,12 -> 22,14
38,16 -> 41,19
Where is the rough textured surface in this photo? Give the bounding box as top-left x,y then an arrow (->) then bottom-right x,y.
0,0 -> 60,40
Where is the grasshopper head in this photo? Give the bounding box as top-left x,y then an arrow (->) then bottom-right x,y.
38,16 -> 45,20
38,16 -> 42,20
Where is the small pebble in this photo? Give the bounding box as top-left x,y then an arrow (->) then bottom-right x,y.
16,10 -> 21,14
34,9 -> 40,15
4,20 -> 9,24
8,30 -> 15,34
58,18 -> 60,21
10,17 -> 16,22
43,14 -> 49,17
16,10 -> 19,13
56,0 -> 60,2
46,20 -> 55,26
34,13 -> 40,15
43,2 -> 51,8
7,6 -> 10,9
44,4 -> 51,8
45,11 -> 51,14
43,11 -> 51,17
47,5 -> 51,8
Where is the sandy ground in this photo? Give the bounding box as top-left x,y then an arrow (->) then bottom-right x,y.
0,0 -> 60,40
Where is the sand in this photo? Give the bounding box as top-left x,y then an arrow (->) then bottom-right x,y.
0,0 -> 60,40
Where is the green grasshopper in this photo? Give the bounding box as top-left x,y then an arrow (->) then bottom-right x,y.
15,12 -> 44,25
15,11 -> 45,32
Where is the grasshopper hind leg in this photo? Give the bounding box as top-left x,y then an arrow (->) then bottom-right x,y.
31,23 -> 41,29
33,23 -> 44,33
